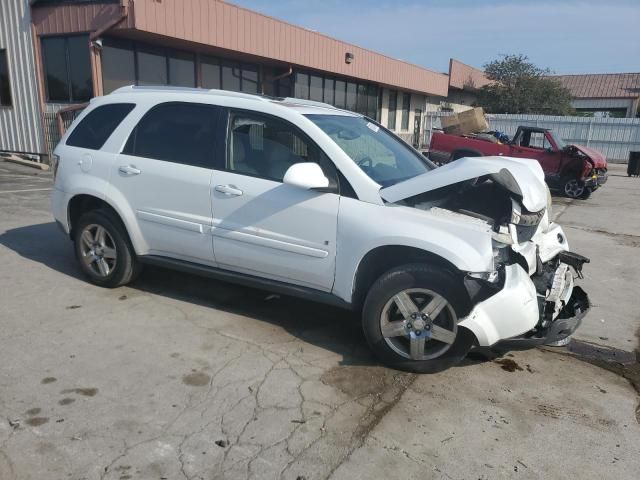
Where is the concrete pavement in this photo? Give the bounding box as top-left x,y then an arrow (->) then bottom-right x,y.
0,160 -> 638,480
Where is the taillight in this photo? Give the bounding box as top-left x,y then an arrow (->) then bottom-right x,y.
51,154 -> 60,181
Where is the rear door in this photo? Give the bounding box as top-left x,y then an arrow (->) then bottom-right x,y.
108,102 -> 221,264
210,110 -> 340,291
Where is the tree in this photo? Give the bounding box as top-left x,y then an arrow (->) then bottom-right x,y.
475,54 -> 574,115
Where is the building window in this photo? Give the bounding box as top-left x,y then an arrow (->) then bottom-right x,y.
168,51 -> 196,87
0,49 -> 11,107
294,72 -> 309,99
387,90 -> 398,130
346,82 -> 357,111
101,40 -> 136,93
137,46 -> 168,86
334,80 -> 346,108
401,92 -> 410,130
323,78 -> 334,105
42,35 -> 92,103
290,70 -> 378,120
102,39 -> 210,94
309,74 -> 323,102
201,56 -> 259,93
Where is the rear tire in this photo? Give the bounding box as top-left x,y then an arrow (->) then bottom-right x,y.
73,209 -> 140,288
362,263 -> 475,373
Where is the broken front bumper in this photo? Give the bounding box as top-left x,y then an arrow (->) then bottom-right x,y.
496,286 -> 590,347
584,169 -> 608,189
459,260 -> 590,347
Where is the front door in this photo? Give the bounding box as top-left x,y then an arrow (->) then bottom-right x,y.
509,129 -> 559,175
211,111 -> 340,291
108,102 -> 221,264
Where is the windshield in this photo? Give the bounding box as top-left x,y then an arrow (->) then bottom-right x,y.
548,130 -> 567,150
306,114 -> 434,187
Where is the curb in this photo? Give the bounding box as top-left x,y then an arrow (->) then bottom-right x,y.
1,155 -> 50,171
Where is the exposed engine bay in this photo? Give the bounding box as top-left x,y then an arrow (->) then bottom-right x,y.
397,175 -> 590,342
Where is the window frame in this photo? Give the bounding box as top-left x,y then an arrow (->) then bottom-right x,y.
41,33 -> 93,103
222,107 -> 342,194
122,101 -> 222,169
0,49 -> 12,107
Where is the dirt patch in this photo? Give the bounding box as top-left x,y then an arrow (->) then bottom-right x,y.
494,358 -> 523,372
58,398 -> 75,406
41,377 -> 56,384
182,372 -> 211,387
320,365 -> 412,398
321,365 -> 416,448
25,408 -> 41,416
25,417 -> 49,427
61,388 -> 98,397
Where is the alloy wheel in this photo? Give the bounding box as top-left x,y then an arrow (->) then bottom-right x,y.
380,288 -> 458,361
79,224 -> 117,277
564,179 -> 585,198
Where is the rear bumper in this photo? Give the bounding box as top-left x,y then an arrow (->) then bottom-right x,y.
50,187 -> 70,235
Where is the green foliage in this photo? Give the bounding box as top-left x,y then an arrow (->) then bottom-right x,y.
475,54 -> 574,115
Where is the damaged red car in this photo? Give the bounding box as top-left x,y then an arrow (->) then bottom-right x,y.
429,126 -> 608,199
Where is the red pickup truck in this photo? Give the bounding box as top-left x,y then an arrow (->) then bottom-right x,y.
428,126 -> 608,199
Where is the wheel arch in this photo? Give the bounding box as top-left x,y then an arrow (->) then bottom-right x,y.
351,245 -> 465,309
66,192 -> 146,254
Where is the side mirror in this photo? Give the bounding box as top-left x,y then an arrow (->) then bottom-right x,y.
283,163 -> 329,190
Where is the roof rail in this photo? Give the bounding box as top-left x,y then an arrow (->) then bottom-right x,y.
110,85 -> 270,101
282,97 -> 336,109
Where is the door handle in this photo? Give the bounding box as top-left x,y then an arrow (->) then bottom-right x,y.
118,165 -> 141,176
215,184 -> 243,196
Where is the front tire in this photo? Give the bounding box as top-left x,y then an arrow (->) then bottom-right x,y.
73,210 -> 140,288
362,264 -> 475,373
563,178 -> 586,199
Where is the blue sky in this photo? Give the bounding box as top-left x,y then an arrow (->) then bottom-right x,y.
231,0 -> 639,74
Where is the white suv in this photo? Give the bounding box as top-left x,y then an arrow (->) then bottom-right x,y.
51,86 -> 590,372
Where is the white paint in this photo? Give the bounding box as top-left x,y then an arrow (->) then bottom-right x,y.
51,87 -> 585,353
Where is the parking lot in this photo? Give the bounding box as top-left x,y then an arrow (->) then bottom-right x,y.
0,160 -> 638,480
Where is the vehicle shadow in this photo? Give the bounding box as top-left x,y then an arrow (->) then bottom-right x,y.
0,222 -> 377,367
0,222 -> 507,371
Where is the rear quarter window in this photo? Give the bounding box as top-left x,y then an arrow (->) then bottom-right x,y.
66,103 -> 136,150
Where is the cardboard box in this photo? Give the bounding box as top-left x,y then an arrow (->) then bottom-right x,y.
458,107 -> 489,133
440,107 -> 489,135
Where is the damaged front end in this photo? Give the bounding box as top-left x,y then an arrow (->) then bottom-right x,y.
381,156 -> 591,347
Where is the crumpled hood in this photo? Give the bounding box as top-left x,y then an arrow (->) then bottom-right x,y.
380,156 -> 548,212
571,144 -> 608,169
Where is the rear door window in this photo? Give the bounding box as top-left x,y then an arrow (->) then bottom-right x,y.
66,103 -> 135,150
123,102 -> 219,168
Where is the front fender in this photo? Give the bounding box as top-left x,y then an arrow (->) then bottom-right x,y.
333,199 -> 495,302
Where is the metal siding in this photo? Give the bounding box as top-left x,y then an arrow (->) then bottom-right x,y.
128,0 -> 448,96
0,0 -> 44,155
32,3 -> 123,35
